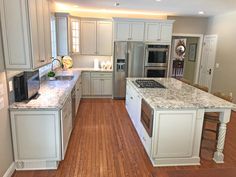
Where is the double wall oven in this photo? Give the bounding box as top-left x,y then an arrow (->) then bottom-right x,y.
144,44 -> 169,78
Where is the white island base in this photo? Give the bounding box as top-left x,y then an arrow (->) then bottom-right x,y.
126,78 -> 234,167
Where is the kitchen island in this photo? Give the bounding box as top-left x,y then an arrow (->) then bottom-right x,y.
126,78 -> 235,166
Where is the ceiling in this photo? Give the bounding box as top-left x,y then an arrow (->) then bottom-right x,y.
55,0 -> 236,17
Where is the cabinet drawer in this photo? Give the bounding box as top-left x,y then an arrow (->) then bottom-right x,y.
91,72 -> 112,78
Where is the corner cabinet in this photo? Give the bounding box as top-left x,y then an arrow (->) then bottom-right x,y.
80,20 -> 113,56
0,0 -> 52,70
90,72 -> 112,96
82,71 -> 113,97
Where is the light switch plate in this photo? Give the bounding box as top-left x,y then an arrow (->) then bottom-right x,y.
215,63 -> 220,68
0,97 -> 4,110
9,80 -> 13,92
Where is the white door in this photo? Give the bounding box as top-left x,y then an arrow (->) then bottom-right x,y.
102,78 -> 112,95
91,78 -> 101,95
199,35 -> 218,91
160,23 -> 173,43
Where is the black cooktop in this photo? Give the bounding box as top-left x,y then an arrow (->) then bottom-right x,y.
134,79 -> 166,88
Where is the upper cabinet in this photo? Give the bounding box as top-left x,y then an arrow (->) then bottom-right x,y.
55,13 -> 80,56
97,21 -> 113,56
145,22 -> 173,43
0,0 -> 52,70
80,19 -> 113,56
114,21 -> 145,41
80,20 -> 97,55
114,18 -> 174,44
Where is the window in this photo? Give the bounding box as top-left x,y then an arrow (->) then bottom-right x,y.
71,18 -> 80,53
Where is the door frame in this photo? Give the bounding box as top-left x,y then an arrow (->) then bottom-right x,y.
199,34 -> 218,92
170,33 -> 204,84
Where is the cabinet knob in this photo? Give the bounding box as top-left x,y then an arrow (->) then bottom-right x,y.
130,97 -> 133,99
40,59 -> 45,62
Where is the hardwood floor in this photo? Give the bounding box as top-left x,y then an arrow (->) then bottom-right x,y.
12,99 -> 236,177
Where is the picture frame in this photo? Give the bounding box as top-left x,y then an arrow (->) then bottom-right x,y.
188,43 -> 197,61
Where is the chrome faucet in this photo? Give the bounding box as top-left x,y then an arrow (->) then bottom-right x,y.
51,58 -> 64,71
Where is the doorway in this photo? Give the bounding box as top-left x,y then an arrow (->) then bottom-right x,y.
169,34 -> 203,84
198,35 -> 218,91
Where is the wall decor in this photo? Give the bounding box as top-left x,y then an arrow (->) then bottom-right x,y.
189,43 -> 197,61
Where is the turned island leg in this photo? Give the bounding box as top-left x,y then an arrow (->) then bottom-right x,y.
213,109 -> 231,163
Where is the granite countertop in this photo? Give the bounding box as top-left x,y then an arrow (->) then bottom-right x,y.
10,67 -> 113,110
77,67 -> 113,72
10,69 -> 81,110
127,78 -> 236,110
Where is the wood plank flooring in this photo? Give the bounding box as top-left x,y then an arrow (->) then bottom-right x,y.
12,99 -> 236,177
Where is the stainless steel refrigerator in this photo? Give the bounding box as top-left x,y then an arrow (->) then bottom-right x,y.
113,42 -> 145,99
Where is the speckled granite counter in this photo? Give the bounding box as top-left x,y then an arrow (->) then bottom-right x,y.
127,78 -> 236,110
10,69 -> 81,110
77,67 -> 113,72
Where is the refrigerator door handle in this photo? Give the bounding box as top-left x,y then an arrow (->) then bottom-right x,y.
126,52 -> 129,77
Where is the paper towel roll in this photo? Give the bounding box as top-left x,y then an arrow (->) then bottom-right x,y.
94,59 -> 99,69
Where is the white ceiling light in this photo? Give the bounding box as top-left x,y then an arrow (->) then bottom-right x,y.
155,0 -> 162,2
198,11 -> 205,15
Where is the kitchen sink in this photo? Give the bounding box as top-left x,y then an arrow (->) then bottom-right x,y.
55,75 -> 74,81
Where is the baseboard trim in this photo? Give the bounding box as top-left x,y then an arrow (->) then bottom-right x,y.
3,162 -> 15,177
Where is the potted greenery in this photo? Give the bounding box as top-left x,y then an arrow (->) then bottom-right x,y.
47,71 -> 56,80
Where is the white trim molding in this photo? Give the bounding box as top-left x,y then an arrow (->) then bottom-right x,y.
3,163 -> 15,177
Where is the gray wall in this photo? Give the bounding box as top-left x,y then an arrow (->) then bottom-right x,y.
168,16 -> 208,34
206,11 -> 236,100
183,37 -> 199,83
0,72 -> 14,177
0,23 -> 14,176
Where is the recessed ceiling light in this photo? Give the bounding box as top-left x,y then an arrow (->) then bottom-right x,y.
198,11 -> 205,15
114,2 -> 120,7
155,0 -> 162,2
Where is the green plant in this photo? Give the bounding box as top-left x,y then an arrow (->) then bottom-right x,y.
47,71 -> 55,77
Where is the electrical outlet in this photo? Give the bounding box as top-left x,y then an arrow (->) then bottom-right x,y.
9,80 -> 13,92
215,63 -> 220,68
229,92 -> 233,97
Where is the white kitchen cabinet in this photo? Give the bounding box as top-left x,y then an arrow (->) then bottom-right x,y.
125,83 -> 142,136
71,17 -> 80,54
81,20 -> 97,55
114,21 -> 145,41
61,95 -> 72,159
90,72 -> 112,96
82,72 -> 91,96
97,21 -> 113,56
0,0 -> 52,70
80,20 -> 113,56
75,75 -> 82,113
55,13 -> 72,56
145,22 -> 173,43
152,110 -> 197,159
10,110 -> 61,170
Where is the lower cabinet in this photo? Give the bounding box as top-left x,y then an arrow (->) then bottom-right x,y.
90,72 -> 112,96
82,72 -> 91,96
82,71 -> 112,97
75,75 -> 82,114
10,95 -> 73,170
125,83 -> 142,136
